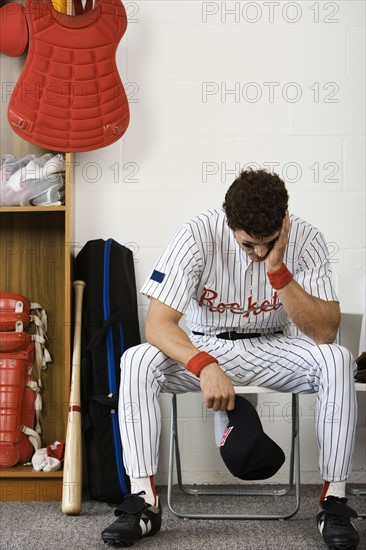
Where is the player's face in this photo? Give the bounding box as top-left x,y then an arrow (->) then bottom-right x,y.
232,229 -> 280,262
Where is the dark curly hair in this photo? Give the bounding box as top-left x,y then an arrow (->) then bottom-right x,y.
223,169 -> 289,237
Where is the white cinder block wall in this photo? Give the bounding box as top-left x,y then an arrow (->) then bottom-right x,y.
75,1 -> 365,485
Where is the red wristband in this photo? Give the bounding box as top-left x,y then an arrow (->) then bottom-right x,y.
267,263 -> 293,290
187,351 -> 218,377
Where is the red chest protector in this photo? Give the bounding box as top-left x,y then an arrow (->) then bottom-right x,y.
8,0 -> 129,152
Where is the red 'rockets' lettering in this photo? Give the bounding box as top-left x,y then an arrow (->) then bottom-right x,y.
198,287 -> 281,317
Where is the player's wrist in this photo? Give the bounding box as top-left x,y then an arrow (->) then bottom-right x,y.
199,361 -> 220,377
186,352 -> 218,378
267,261 -> 284,272
267,263 -> 293,290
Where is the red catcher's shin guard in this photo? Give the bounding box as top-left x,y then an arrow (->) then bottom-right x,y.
0,342 -> 35,467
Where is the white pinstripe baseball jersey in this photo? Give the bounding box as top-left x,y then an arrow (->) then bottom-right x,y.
141,210 -> 338,335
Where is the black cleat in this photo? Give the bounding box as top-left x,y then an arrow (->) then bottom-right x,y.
317,496 -> 360,550
101,491 -> 162,547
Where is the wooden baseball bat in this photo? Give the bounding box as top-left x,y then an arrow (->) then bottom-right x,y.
62,280 -> 86,515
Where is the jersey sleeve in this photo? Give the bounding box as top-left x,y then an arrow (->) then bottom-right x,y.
141,224 -> 203,314
295,231 -> 339,302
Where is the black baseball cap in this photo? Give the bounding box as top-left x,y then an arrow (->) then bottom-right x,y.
219,395 -> 285,480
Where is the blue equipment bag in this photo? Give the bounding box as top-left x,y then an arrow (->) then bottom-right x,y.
75,238 -> 140,504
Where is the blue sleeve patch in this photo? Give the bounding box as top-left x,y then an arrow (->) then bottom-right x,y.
150,270 -> 166,283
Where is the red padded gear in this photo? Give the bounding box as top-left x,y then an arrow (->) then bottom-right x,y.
8,0 -> 129,152
0,332 -> 32,354
0,3 -> 28,57
0,293 -> 31,332
0,355 -> 33,466
0,342 -> 35,466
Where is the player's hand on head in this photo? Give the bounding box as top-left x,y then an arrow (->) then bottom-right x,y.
265,210 -> 290,272
199,363 -> 236,412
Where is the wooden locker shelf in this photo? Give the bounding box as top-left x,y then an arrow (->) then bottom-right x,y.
0,3 -> 73,500
0,465 -> 63,502
0,163 -> 73,501
0,207 -> 67,213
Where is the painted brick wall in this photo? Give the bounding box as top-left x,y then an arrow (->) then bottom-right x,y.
74,1 -> 365,485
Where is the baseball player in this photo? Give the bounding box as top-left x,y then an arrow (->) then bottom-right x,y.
102,169 -> 360,550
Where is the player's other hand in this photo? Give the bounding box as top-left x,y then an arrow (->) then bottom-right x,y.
199,363 -> 235,412
265,210 -> 290,272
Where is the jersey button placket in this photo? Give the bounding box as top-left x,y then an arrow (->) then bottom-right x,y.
246,264 -> 254,292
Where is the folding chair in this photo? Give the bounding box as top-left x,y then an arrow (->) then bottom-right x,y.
167,386 -> 301,520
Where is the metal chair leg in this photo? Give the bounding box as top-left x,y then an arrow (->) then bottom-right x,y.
167,392 -> 301,520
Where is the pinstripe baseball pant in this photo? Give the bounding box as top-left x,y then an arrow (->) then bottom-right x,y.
118,333 -> 358,483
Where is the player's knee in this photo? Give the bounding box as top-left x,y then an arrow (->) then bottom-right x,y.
120,344 -> 142,370
120,342 -> 163,375
318,343 -> 356,379
333,343 -> 355,369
